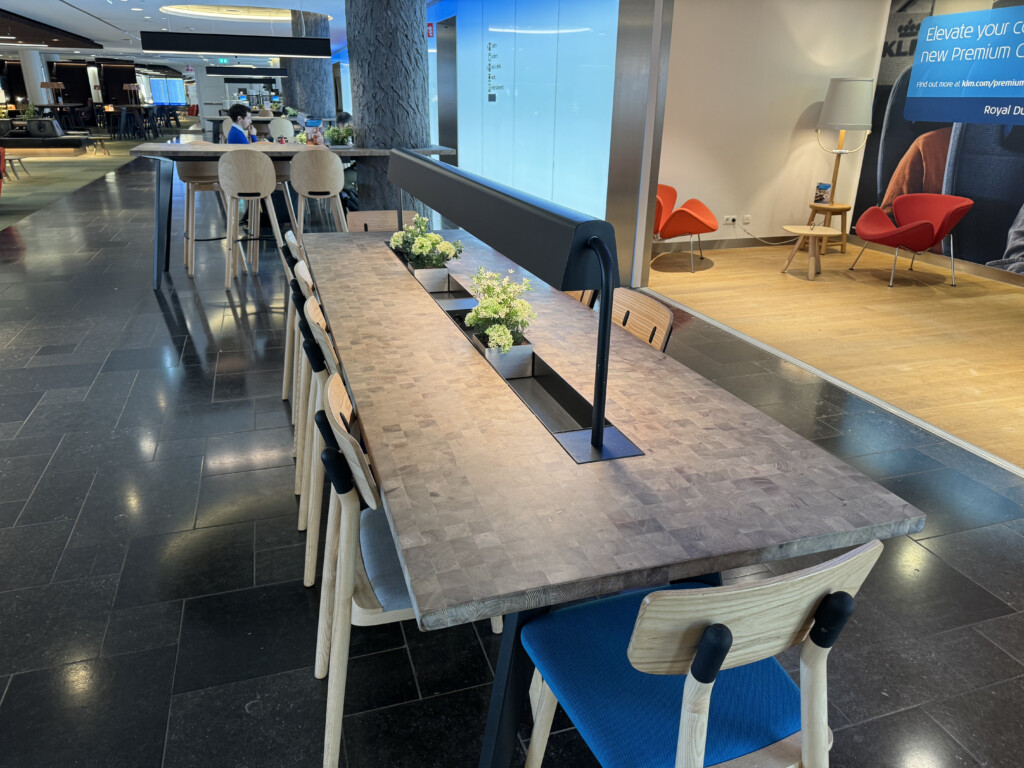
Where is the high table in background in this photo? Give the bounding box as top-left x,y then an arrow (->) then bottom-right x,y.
302,230 -> 925,767
129,141 -> 455,289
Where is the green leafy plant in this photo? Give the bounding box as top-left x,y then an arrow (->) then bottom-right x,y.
407,232 -> 463,269
283,106 -> 298,117
388,214 -> 431,256
464,268 -> 536,353
295,131 -> 307,145
23,104 -> 38,119
324,125 -> 345,145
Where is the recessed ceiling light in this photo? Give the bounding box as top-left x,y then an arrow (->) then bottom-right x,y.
75,50 -> 81,53
144,15 -> 151,18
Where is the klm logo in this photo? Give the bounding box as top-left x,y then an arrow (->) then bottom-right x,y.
883,37 -> 918,58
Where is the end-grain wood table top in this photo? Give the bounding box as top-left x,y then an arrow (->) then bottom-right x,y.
303,231 -> 924,630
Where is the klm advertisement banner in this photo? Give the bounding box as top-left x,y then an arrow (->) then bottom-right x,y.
906,7 -> 1024,124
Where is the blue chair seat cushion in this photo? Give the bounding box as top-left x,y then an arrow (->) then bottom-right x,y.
521,584 -> 801,767
360,506 -> 412,613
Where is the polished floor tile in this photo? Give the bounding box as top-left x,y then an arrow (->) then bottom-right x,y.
173,581 -> 318,694
47,426 -> 159,472
0,575 -> 117,676
0,520 -> 73,591
827,707 -> 979,768
164,667 -> 336,768
114,521 -> 254,609
342,684 -> 492,768
402,619 -> 493,697
0,647 -> 176,768
925,678 -> 1024,767
17,468 -> 95,525
202,426 -> 294,476
0,454 -> 50,503
101,600 -> 183,658
195,464 -> 298,528
158,399 -> 255,440
921,524 -> 1024,610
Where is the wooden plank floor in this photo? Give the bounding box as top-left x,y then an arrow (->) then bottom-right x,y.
648,244 -> 1024,469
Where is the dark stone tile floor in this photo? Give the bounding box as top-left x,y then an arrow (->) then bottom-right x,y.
0,160 -> 1021,767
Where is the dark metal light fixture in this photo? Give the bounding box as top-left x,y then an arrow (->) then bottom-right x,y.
141,31 -> 330,58
387,149 -> 642,463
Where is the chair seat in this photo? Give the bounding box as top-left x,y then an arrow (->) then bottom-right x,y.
855,207 -> 935,252
360,505 -> 413,612
521,585 -> 801,768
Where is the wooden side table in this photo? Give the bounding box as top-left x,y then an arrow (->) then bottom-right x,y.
805,202 -> 851,253
782,225 -> 841,280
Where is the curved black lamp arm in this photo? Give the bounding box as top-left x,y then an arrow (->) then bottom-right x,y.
587,235 -> 616,449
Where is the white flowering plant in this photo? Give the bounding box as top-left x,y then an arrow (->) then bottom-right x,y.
406,232 -> 464,269
464,268 -> 537,353
388,214 -> 431,257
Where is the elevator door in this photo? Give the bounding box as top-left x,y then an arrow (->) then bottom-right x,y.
437,16 -> 458,167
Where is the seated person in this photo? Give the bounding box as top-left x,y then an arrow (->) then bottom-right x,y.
226,103 -> 258,144
985,202 -> 1024,274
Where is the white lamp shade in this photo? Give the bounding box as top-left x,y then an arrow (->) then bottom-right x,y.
818,78 -> 874,131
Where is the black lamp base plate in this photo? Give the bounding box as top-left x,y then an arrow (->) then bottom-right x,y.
554,427 -> 644,464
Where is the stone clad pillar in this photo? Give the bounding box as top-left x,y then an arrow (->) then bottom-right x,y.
19,49 -> 48,106
281,11 -> 335,120
345,0 -> 431,210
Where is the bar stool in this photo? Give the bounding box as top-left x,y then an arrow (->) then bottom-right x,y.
217,149 -> 285,289
290,149 -> 348,247
290,261 -> 318,499
282,230 -> 305,405
176,151 -> 225,277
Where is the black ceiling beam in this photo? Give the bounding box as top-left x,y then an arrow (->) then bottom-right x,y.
0,9 -> 101,49
142,31 -> 329,58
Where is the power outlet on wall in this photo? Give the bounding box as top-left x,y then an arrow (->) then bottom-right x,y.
743,214 -> 751,225
723,215 -> 737,225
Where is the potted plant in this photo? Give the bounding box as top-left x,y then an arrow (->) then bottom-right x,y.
325,124 -> 354,146
464,267 -> 537,379
23,104 -> 38,119
389,218 -> 462,292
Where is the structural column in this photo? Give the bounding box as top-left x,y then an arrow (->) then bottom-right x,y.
19,49 -> 48,106
281,11 -> 335,120
345,0 -> 431,211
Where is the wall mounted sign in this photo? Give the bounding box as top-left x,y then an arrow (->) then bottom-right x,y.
906,6 -> 1024,124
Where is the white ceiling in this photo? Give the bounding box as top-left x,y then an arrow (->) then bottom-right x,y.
1,0 -> 346,65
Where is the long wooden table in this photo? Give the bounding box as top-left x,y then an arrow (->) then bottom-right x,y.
302,231 -> 924,766
129,141 -> 454,289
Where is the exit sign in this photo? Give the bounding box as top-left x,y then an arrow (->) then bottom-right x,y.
217,57 -> 230,65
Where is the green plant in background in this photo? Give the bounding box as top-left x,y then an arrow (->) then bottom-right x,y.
324,125 -> 354,146
407,232 -> 463,269
284,106 -> 298,117
388,214 -> 431,256
23,104 -> 38,119
464,267 -> 536,353
295,131 -> 307,144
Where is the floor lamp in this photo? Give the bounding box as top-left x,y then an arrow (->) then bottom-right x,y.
816,77 -> 874,203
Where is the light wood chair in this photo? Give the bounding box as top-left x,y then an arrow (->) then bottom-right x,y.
176,144 -> 225,277
290,149 -> 348,245
269,117 -> 294,140
281,230 -> 305,405
220,117 -> 234,141
217,149 -> 285,289
522,540 -> 883,768
319,372 -> 415,768
290,261 -> 317,499
257,108 -> 273,117
346,210 -> 417,232
610,288 -> 674,352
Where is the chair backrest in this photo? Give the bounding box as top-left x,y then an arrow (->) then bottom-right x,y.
610,288 -> 674,352
218,149 -> 277,200
290,149 -> 345,198
304,296 -> 341,377
347,210 -> 418,232
565,290 -> 595,308
942,123 -> 1024,263
175,143 -> 219,182
257,108 -> 273,117
285,230 -> 304,264
628,540 -> 882,675
221,117 -> 234,139
268,116 -> 294,139
657,183 -> 677,218
324,373 -> 379,509
893,193 -> 973,249
293,259 -> 315,299
654,195 -> 664,236
659,199 -> 718,240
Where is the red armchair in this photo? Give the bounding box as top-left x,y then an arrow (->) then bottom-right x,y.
654,184 -> 677,235
850,193 -> 973,287
654,196 -> 718,273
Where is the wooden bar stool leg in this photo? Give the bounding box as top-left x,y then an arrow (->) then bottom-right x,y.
808,236 -> 819,281
295,197 -> 307,247
821,212 -> 832,254
840,210 -> 848,253
315,491 -> 341,679
282,298 -> 295,401
225,199 -> 238,289
330,195 -> 348,232
184,182 -> 193,271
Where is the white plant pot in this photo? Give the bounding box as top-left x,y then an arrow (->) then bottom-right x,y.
409,264 -> 450,293
471,334 -> 534,379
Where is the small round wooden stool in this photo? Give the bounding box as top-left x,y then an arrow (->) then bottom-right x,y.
782,225 -> 841,281
805,202 -> 851,254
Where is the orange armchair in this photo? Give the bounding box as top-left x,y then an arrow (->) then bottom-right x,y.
657,198 -> 719,273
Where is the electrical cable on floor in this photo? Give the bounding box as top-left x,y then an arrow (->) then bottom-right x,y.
735,223 -> 800,245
